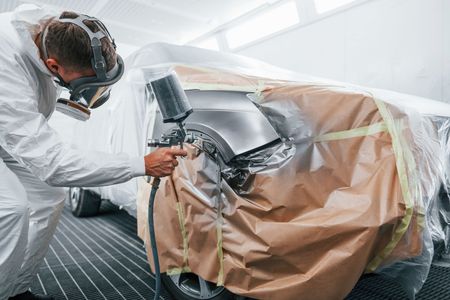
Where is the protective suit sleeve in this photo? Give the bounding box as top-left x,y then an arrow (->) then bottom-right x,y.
0,55 -> 146,187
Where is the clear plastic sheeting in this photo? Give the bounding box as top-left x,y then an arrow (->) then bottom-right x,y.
91,43 -> 449,299
429,117 -> 450,264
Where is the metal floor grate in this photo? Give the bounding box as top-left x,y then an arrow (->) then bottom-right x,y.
31,202 -> 449,300
30,202 -> 173,300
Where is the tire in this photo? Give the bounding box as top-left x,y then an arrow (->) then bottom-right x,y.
69,187 -> 102,217
161,272 -> 236,300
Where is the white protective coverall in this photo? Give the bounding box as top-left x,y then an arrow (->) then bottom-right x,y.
0,5 -> 145,299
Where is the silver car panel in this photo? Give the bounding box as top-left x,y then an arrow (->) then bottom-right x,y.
150,90 -> 281,162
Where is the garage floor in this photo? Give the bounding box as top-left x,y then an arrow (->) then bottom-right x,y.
31,203 -> 450,300
30,203 -> 172,300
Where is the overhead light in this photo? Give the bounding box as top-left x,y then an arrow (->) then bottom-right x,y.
314,0 -> 358,14
226,1 -> 299,49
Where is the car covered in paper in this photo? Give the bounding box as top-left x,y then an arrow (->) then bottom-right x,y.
64,43 -> 450,300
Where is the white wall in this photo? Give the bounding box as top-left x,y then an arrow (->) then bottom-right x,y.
235,0 -> 450,103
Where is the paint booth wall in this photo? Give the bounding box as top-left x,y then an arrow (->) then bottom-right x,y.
235,0 -> 450,103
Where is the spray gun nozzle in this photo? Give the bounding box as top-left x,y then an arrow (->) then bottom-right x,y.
148,122 -> 196,149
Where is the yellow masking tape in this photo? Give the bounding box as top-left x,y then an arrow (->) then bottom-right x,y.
166,266 -> 192,276
397,119 -> 425,232
396,120 -> 426,261
175,63 -> 222,74
255,80 -> 266,97
182,82 -> 258,93
216,206 -> 225,286
176,202 -> 190,268
365,99 -> 415,273
151,63 -> 226,77
174,64 -> 266,94
314,122 -> 387,143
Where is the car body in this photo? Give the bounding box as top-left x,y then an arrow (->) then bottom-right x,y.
62,43 -> 450,300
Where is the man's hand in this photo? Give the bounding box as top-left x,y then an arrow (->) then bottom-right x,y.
144,147 -> 187,177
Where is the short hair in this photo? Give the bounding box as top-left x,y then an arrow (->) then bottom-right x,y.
44,11 -> 116,72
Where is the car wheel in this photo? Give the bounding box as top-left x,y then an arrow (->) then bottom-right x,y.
161,272 -> 235,300
69,187 -> 101,217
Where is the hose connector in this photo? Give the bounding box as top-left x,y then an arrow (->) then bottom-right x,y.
152,177 -> 161,189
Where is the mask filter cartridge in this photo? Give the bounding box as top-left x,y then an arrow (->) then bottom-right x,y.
56,99 -> 91,121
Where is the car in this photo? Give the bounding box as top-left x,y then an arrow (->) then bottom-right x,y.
58,43 -> 450,300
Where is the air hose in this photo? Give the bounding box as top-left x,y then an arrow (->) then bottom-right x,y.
149,177 -> 161,300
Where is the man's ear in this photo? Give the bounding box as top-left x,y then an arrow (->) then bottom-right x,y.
45,58 -> 60,74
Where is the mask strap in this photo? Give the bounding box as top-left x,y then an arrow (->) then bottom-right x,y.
54,75 -> 71,91
59,16 -> 109,81
40,24 -> 50,61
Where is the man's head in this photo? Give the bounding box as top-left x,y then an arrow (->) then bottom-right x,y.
39,11 -> 124,121
42,11 -> 117,83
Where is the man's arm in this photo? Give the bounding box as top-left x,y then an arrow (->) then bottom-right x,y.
0,57 -> 185,187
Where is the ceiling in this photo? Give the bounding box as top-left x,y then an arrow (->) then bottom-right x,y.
1,0 -> 278,48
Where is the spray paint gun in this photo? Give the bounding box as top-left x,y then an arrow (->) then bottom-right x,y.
147,72 -> 195,150
146,71 -> 195,300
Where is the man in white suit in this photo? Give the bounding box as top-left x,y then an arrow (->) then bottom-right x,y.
0,5 -> 186,300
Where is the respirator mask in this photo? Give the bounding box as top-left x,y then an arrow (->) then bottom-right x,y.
41,14 -> 124,121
